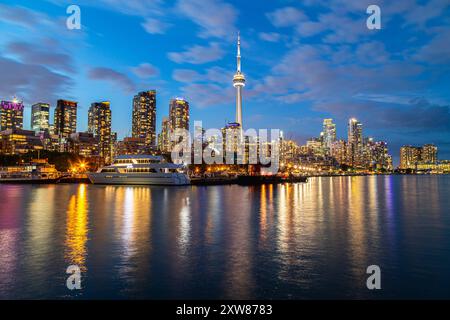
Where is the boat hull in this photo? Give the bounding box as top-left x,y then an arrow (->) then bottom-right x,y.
88,172 -> 190,185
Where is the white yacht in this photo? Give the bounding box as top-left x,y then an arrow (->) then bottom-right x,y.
0,159 -> 60,183
88,155 -> 190,185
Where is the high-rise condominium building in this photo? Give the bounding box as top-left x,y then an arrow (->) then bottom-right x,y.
116,137 -> 150,155
111,131 -> 117,157
365,139 -> 392,170
281,139 -> 300,164
0,128 -> 42,155
68,132 -> 99,158
421,144 -> 438,163
54,99 -> 77,138
331,140 -> 347,165
400,146 -> 422,169
347,118 -> 363,167
322,118 -> 336,154
158,117 -> 171,153
169,97 -> 190,150
222,122 -> 243,162
132,91 -> 156,147
400,144 -> 438,169
307,137 -> 324,157
1,98 -> 24,131
169,98 -> 190,133
31,103 -> 50,132
88,101 -> 112,162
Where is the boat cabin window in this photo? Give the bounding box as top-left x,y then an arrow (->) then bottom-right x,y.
136,159 -> 160,164
114,159 -> 133,164
126,168 -> 158,173
101,168 -> 116,173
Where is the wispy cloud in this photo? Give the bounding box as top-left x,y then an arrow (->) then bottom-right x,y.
0,56 -> 73,104
0,3 -> 82,103
131,63 -> 159,78
0,3 -> 53,29
168,42 -> 224,64
266,7 -> 306,28
88,67 -> 135,92
176,0 -> 238,39
46,0 -> 166,35
46,0 -> 165,16
173,69 -> 202,83
6,41 -> 75,73
258,32 -> 282,42
179,83 -> 234,108
413,26 -> 450,65
141,18 -> 172,34
173,66 -> 232,84
314,98 -> 450,132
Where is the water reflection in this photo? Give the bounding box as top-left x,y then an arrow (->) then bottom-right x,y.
0,186 -> 24,293
0,229 -> 19,292
205,187 -> 221,246
259,185 -> 268,243
115,187 -> 152,291
347,176 -> 367,284
223,187 -> 254,299
178,196 -> 191,253
65,184 -> 88,271
1,176 -> 449,299
23,186 -> 57,293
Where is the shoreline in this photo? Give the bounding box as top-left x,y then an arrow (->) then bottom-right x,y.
0,173 -> 449,185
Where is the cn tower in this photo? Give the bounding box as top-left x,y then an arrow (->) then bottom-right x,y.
233,32 -> 245,128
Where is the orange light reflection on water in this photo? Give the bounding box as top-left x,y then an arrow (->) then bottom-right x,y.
65,184 -> 88,271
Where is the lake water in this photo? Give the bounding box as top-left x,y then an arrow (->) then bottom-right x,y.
1,175 -> 449,299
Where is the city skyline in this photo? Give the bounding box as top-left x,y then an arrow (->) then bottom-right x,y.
0,0 -> 449,164
0,79 -> 445,167
5,90 -> 443,171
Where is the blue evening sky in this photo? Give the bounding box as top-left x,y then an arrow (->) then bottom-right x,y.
0,0 -> 449,163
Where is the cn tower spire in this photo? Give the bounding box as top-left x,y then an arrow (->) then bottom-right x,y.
237,31 -> 241,73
